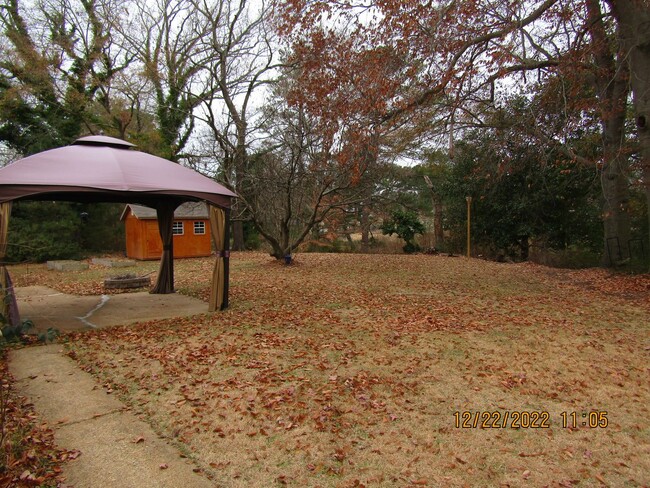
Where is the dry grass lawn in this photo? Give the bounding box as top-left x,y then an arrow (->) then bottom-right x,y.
11,253 -> 650,487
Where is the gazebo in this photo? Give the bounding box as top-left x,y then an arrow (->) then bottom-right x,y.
0,136 -> 237,325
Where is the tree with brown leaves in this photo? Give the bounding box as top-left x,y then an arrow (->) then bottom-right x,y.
275,0 -> 650,266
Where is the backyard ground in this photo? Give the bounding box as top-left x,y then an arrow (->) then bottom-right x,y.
7,252 -> 650,487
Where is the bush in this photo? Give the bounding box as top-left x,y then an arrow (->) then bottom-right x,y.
80,203 -> 125,253
403,242 -> 421,254
6,201 -> 126,263
529,246 -> 601,269
7,202 -> 83,262
243,221 -> 263,250
380,209 -> 426,254
0,319 -> 34,345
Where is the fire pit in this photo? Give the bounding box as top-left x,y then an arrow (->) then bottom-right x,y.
103,273 -> 151,290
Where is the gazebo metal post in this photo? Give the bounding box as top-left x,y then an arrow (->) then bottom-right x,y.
223,208 -> 231,310
0,202 -> 19,326
0,202 -> 10,323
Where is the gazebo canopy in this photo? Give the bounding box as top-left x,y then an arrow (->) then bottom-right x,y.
0,136 -> 235,316
0,135 -> 236,207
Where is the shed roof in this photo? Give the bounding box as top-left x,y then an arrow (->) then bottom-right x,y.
121,202 -> 209,221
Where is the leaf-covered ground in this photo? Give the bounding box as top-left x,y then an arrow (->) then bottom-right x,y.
11,253 -> 650,487
0,350 -> 80,487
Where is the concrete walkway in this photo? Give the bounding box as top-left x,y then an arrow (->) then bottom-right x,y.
9,344 -> 215,488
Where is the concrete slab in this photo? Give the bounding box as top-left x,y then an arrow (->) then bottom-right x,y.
9,345 -> 215,488
15,286 -> 209,333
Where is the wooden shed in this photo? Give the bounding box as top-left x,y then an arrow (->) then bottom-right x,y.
121,202 -> 212,260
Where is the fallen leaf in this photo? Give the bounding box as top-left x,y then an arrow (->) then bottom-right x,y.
19,470 -> 33,481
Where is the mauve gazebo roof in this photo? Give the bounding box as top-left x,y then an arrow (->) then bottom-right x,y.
0,135 -> 236,208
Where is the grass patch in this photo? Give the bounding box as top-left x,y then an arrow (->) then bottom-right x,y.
11,252 -> 650,487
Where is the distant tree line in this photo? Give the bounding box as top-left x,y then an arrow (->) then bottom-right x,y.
0,0 -> 647,269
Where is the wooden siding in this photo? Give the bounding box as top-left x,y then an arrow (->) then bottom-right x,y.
123,209 -> 211,260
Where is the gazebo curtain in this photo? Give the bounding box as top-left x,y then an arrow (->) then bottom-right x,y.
0,202 -> 20,327
208,205 -> 230,311
151,201 -> 177,294
120,200 -> 231,305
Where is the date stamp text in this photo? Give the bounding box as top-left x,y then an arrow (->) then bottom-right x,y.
453,411 -> 608,429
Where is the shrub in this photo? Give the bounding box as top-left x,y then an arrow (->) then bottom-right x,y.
529,246 -> 601,269
380,210 -> 426,254
7,202 -> 83,262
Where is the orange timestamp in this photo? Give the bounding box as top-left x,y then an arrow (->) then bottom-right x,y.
561,411 -> 608,428
454,410 -> 609,429
454,410 -> 550,429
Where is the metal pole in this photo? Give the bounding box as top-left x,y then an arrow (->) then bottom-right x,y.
466,196 -> 472,258
223,207 -> 231,310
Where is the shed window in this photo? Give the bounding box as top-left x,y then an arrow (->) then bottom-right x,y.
194,221 -> 206,235
172,221 -> 184,235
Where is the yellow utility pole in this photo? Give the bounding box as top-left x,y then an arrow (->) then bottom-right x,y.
466,196 -> 472,258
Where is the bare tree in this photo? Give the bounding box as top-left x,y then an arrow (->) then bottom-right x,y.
189,0 -> 281,249
242,81 -> 377,258
115,0 -> 217,161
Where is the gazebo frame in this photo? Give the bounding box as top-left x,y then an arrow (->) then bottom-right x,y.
0,136 -> 237,326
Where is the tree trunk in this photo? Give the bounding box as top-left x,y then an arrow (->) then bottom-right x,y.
433,197 -> 444,250
231,135 -> 247,251
360,204 -> 370,251
600,111 -> 632,264
270,244 -> 286,260
423,175 -> 444,249
601,156 -> 632,265
607,0 -> 650,269
232,219 -> 245,251
520,237 -> 529,261
586,0 -> 632,266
